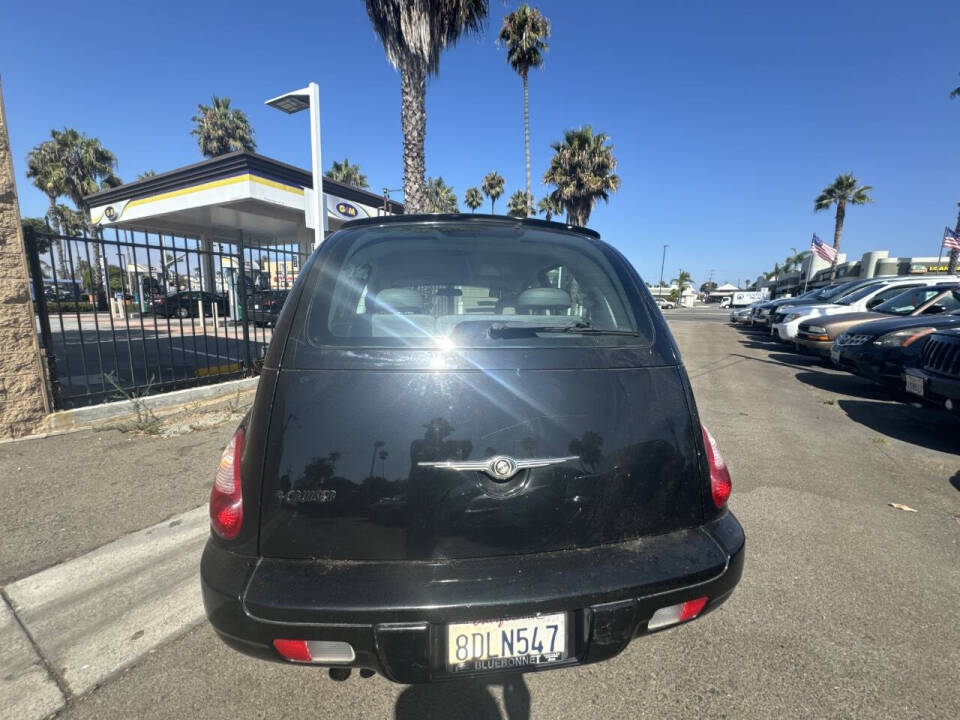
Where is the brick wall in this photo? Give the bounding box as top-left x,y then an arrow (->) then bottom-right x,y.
0,78 -> 49,438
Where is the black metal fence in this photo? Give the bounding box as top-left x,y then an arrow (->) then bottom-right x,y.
24,225 -> 309,409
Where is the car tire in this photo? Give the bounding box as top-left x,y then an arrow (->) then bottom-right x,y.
177,306 -> 190,319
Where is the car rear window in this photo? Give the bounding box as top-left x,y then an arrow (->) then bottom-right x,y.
288,222 -> 652,348
874,286 -> 953,315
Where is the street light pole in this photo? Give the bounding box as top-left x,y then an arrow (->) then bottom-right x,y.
658,244 -> 668,299
266,83 -> 325,250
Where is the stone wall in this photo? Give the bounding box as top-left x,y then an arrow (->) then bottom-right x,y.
0,79 -> 49,438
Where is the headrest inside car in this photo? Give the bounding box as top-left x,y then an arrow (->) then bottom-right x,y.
371,288 -> 425,314
516,287 -> 572,310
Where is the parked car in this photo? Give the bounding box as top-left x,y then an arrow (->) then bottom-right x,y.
656,299 -> 675,309
904,328 -> 960,411
772,277 -> 948,342
830,293 -> 960,386
729,302 -> 759,324
200,215 -> 744,682
153,290 -> 228,318
795,283 -> 959,358
247,290 -> 290,327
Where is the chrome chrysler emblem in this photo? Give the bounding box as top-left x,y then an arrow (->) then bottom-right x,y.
418,455 -> 578,481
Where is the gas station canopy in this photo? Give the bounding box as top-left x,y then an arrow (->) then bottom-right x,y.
85,151 -> 403,253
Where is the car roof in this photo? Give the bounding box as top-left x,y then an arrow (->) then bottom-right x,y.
335,213 -> 602,240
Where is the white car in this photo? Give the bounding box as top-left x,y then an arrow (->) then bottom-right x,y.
729,302 -> 759,324
772,277 -> 955,341
657,299 -> 675,310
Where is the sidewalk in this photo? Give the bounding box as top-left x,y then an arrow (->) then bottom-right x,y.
0,405 -> 248,720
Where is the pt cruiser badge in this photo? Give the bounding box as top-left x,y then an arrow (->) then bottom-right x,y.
418,455 -> 579,481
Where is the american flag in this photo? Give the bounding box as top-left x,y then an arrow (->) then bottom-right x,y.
943,226 -> 960,251
811,233 -> 837,262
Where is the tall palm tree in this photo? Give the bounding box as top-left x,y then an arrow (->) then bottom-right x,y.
482,171 -> 505,213
25,135 -> 68,268
814,173 -> 873,276
326,158 -> 369,189
543,126 -> 620,227
672,270 -> 693,290
190,95 -> 256,158
783,248 -> 807,273
498,4 -> 550,200
506,189 -> 534,218
463,187 -> 483,212
364,0 -> 488,213
537,194 -> 563,221
425,176 -> 459,213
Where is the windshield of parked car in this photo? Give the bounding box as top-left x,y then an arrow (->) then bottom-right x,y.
873,287 -> 957,315
816,281 -> 859,300
292,223 -> 651,348
835,283 -> 888,305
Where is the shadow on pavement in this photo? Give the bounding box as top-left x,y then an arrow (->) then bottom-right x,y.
836,399 -> 960,455
794,370 -> 892,400
395,676 -> 531,720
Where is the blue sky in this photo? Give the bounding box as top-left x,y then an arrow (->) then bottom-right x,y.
2,0 -> 959,287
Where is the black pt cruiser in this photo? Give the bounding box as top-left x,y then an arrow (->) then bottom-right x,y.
201,215 -> 744,683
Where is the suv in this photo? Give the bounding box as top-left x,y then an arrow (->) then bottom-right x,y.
904,328 -> 960,411
200,215 -> 744,683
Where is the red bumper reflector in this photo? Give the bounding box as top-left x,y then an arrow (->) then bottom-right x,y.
679,596 -> 708,622
647,596 -> 709,630
273,639 -> 312,663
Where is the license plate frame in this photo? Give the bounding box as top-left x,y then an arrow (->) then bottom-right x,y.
905,373 -> 924,397
445,612 -> 569,673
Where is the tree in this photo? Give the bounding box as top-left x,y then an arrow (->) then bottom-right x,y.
951,71 -> 960,99
672,270 -> 693,290
543,126 -> 620,227
463,187 -> 483,212
190,95 -> 256,158
506,189 -> 534,218
425,176 -> 459,213
136,170 -> 157,180
25,134 -> 68,269
537,194 -> 563,222
763,263 -> 782,280
365,0 -> 488,213
814,173 -> 873,278
482,171 -> 505,213
326,157 -> 369,189
700,281 -> 717,294
498,4 -> 550,200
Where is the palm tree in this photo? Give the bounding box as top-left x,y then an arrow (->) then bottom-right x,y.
782,248 -> 807,273
763,263 -> 782,281
25,135 -> 68,268
482,171 -> 505,213
364,0 -> 488,213
54,129 -> 122,292
951,72 -> 960,99
136,170 -> 157,180
425,176 -> 459,213
507,189 -> 534,218
672,270 -> 693,290
814,173 -> 873,276
463,187 -> 483,212
498,4 -> 550,200
326,158 -> 369,189
537,194 -> 563,222
190,95 -> 256,158
543,126 -> 620,227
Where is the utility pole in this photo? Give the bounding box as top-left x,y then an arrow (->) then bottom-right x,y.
658,244 -> 668,299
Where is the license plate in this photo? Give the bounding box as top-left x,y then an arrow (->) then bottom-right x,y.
905,374 -> 924,397
830,347 -> 840,365
447,613 -> 567,673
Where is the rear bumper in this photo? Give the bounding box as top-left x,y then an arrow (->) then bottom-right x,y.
202,511 -> 745,683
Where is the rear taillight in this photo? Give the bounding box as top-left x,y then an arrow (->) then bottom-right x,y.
210,428 -> 244,539
701,424 -> 732,508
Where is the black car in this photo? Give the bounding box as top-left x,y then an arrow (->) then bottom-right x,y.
904,328 -> 960,411
246,290 -> 289,327
831,293 -> 960,386
200,215 -> 744,683
153,290 -> 228,318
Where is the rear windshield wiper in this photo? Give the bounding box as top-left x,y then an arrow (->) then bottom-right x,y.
488,321 -> 640,338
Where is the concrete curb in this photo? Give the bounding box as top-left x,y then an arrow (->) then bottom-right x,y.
38,376 -> 259,436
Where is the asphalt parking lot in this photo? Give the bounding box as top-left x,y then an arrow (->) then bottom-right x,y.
13,306 -> 960,719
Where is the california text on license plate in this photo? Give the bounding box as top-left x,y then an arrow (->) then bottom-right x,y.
447,613 -> 567,673
905,374 -> 924,397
